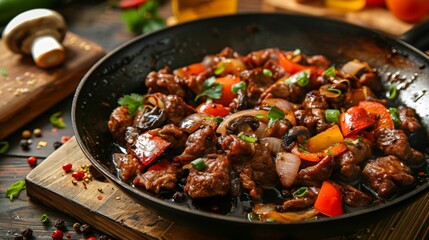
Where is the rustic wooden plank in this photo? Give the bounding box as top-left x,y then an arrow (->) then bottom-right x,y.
0,32 -> 105,140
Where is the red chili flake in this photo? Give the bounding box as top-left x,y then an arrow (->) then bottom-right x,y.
97,195 -> 103,200
87,237 -> 97,240
51,229 -> 63,240
62,162 -> 72,173
71,171 -> 85,180
27,156 -> 38,167
61,135 -> 70,144
82,181 -> 87,189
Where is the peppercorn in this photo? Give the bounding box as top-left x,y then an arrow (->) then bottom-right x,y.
20,139 -> 31,150
79,223 -> 91,234
22,130 -> 31,139
53,141 -> 62,150
54,219 -> 65,229
21,228 -> 33,238
73,222 -> 81,232
33,128 -> 42,137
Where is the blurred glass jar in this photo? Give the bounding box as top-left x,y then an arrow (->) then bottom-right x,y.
325,0 -> 366,11
171,0 -> 238,23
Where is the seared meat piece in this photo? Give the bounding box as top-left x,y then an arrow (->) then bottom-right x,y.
359,72 -> 382,92
302,90 -> 329,110
277,187 -> 318,212
174,125 -> 217,163
260,81 -> 306,104
374,128 -> 425,166
398,106 -> 422,133
108,106 -> 134,145
145,67 -> 186,98
134,160 -> 180,194
150,93 -> 195,125
336,137 -> 373,182
296,155 -> 335,187
265,119 -> 293,138
125,126 -> 140,146
148,124 -> 187,152
241,68 -> 276,102
294,109 -> 330,134
229,89 -> 253,112
114,153 -> 142,182
242,48 -> 279,68
305,55 -> 331,69
221,135 -> 255,162
184,154 -> 231,198
133,106 -> 167,132
340,183 -> 374,208
362,155 -> 415,198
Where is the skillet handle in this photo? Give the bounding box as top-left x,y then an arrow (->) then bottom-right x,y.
400,19 -> 429,52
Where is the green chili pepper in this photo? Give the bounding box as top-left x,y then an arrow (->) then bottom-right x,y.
40,213 -> 49,223
325,109 -> 340,124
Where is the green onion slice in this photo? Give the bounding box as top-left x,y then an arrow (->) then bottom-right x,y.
214,63 -> 225,75
298,144 -> 309,153
237,132 -> 257,143
267,106 -> 285,120
386,84 -> 397,100
326,88 -> 342,95
205,116 -> 223,123
323,65 -> 336,77
255,114 -> 269,120
263,68 -> 273,77
6,179 -> 26,201
389,107 -> 402,128
0,141 -> 10,154
231,81 -> 246,94
293,187 -> 309,198
40,213 -> 49,223
191,158 -> 208,171
49,112 -> 66,128
285,70 -> 309,87
248,212 -> 261,222
325,109 -> 340,124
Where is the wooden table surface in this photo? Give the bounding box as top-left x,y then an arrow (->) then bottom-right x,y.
1,1 -> 428,240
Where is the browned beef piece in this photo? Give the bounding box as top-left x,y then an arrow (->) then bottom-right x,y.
398,106 -> 422,133
265,119 -> 293,138
336,137 -> 373,182
259,81 -> 306,104
242,48 -> 279,68
305,55 -> 331,69
359,72 -> 382,92
174,125 -> 217,163
241,68 -> 276,102
374,128 -> 425,166
221,135 -> 255,162
184,154 -> 231,198
114,153 -> 142,182
302,90 -> 329,110
294,109 -> 330,134
145,67 -> 186,98
108,106 -> 134,145
160,94 -> 196,125
296,155 -> 335,187
340,183 -> 374,208
148,124 -> 187,152
362,155 -> 415,198
134,160 -> 179,194
277,187 -> 318,212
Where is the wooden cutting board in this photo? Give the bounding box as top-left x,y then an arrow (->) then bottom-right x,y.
262,0 -> 414,36
0,32 -> 105,140
25,137 -> 429,240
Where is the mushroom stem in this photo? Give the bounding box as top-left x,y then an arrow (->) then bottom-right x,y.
31,35 -> 65,68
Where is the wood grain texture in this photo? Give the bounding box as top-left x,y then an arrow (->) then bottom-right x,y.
0,32 -> 105,140
262,0 -> 414,36
25,137 -> 429,240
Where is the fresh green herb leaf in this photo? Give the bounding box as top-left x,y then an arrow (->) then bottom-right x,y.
191,158 -> 208,171
214,63 -> 226,75
325,109 -> 340,124
5,179 -> 25,201
389,107 -> 402,128
268,106 -> 285,120
323,65 -> 336,77
0,67 -> 8,77
49,112 -> 66,128
326,88 -> 342,95
118,93 -> 143,116
263,68 -> 273,77
194,77 -> 222,101
293,187 -> 309,198
121,0 -> 165,34
386,84 -> 398,100
40,213 -> 49,223
0,141 -> 10,154
231,81 -> 246,94
237,132 -> 257,143
285,71 -> 309,87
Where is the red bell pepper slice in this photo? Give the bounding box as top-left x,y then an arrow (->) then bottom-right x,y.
340,106 -> 375,137
278,51 -> 308,74
196,101 -> 230,117
291,145 -> 327,162
176,63 -> 206,78
132,133 -> 170,166
214,76 -> 241,107
314,180 -> 343,217
358,101 -> 394,130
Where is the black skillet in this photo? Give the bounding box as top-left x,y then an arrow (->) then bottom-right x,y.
72,13 -> 429,239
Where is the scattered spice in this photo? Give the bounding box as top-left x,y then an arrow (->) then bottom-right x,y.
0,141 -> 10,154
22,130 -> 32,139
73,222 -> 81,231
40,213 -> 49,223
33,128 -> 42,137
21,228 -> 33,238
62,163 -> 73,173
72,171 -> 85,180
49,112 -> 66,128
37,140 -> 48,149
27,156 -> 38,167
97,195 -> 103,200
72,180 -> 78,185
97,188 -> 103,193
82,181 -> 87,189
79,224 -> 91,234
20,139 -> 31,150
54,219 -> 65,229
51,229 -> 63,240
6,179 -> 26,201
53,141 -> 62,150
61,135 -> 70,144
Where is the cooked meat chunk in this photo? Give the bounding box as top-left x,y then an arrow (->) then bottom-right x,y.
241,68 -> 276,102
277,187 -> 318,212
114,153 -> 142,182
296,155 -> 335,187
174,125 -> 217,163
374,128 -> 425,166
302,90 -> 328,110
108,106 -> 134,145
294,109 -> 330,134
221,135 -> 256,162
305,55 -> 331,69
184,154 -> 231,198
340,183 -> 375,208
162,94 -> 196,125
145,67 -> 186,98
336,137 -> 372,182
148,124 -> 187,152
242,48 -> 279,68
398,106 -> 422,133
362,155 -> 415,198
359,72 -> 382,92
260,81 -> 306,103
134,160 -> 179,194
265,118 -> 293,138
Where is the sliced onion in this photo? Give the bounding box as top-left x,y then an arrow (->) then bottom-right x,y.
275,152 -> 301,188
255,121 -> 268,139
216,109 -> 268,136
145,95 -> 165,109
341,60 -> 369,77
260,137 -> 283,154
261,98 -> 299,112
320,84 -> 341,98
179,113 -> 208,134
253,203 -> 319,223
